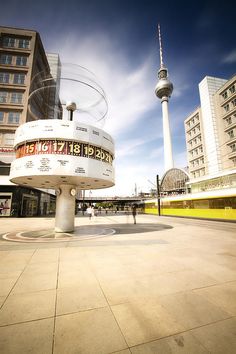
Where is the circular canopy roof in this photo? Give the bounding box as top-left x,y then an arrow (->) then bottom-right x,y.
160,168 -> 190,194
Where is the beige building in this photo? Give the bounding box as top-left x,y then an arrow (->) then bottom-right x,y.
0,26 -> 61,166
214,75 -> 236,169
184,75 -> 236,193
184,107 -> 205,179
0,26 -> 61,217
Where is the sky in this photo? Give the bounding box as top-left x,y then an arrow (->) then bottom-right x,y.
1,0 -> 236,196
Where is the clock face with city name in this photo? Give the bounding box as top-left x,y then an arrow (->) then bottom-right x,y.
10,120 -> 115,190
15,139 -> 114,165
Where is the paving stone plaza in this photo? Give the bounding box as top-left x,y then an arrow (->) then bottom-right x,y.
0,213 -> 236,353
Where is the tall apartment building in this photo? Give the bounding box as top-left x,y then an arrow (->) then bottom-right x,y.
185,107 -> 205,179
0,26 -> 61,168
0,26 -> 61,216
184,74 -> 236,192
214,75 -> 236,169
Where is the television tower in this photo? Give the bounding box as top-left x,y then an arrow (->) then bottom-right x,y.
155,24 -> 174,171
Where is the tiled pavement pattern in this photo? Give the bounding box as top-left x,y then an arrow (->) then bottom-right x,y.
0,214 -> 236,353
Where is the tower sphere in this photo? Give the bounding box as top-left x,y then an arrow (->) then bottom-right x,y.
155,78 -> 173,99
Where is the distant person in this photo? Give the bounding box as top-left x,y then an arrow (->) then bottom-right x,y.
132,204 -> 137,224
3,199 -> 9,216
0,202 -> 4,215
86,206 -> 92,220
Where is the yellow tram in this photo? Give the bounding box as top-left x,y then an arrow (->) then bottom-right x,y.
143,188 -> 236,221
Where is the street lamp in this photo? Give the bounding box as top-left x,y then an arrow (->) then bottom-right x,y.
156,175 -> 161,216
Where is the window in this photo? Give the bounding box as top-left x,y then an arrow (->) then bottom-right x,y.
0,111 -> 4,122
8,111 -> 20,124
2,37 -> 15,47
224,104 -> 230,112
228,130 -> 234,139
18,39 -> 30,49
3,133 -> 15,145
222,91 -> 228,100
232,158 -> 236,167
0,54 -> 12,65
0,72 -> 10,84
230,143 -> 236,152
11,92 -> 23,104
231,98 -> 236,107
226,117 -> 232,125
16,56 -> 27,66
229,85 -> 235,94
13,73 -> 25,85
0,91 -> 8,103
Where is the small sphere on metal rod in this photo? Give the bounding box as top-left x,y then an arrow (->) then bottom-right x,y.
66,101 -> 77,121
66,101 -> 77,111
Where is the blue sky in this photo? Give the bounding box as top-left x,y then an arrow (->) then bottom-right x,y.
1,0 -> 236,196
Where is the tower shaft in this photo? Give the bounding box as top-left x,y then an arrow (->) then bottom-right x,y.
161,97 -> 174,170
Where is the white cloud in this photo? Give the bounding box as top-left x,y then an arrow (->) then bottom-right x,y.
174,151 -> 188,170
222,49 -> 236,64
148,146 -> 163,159
50,31 -> 185,197
116,133 -> 162,158
97,157 -> 164,197
53,32 -> 157,136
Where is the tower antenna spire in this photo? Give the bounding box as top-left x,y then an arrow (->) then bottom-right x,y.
158,24 -> 164,68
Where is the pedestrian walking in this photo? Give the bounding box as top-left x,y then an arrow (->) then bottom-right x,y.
86,206 -> 92,220
132,204 -> 137,224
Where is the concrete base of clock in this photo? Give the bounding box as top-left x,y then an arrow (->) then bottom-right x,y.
55,184 -> 76,233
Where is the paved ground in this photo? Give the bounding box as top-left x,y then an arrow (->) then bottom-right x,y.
0,213 -> 236,354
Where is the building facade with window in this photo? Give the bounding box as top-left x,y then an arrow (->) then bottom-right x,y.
46,53 -> 62,120
184,75 -> 236,193
0,26 -> 60,216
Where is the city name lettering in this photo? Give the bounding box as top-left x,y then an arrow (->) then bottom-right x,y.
15,140 -> 114,165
